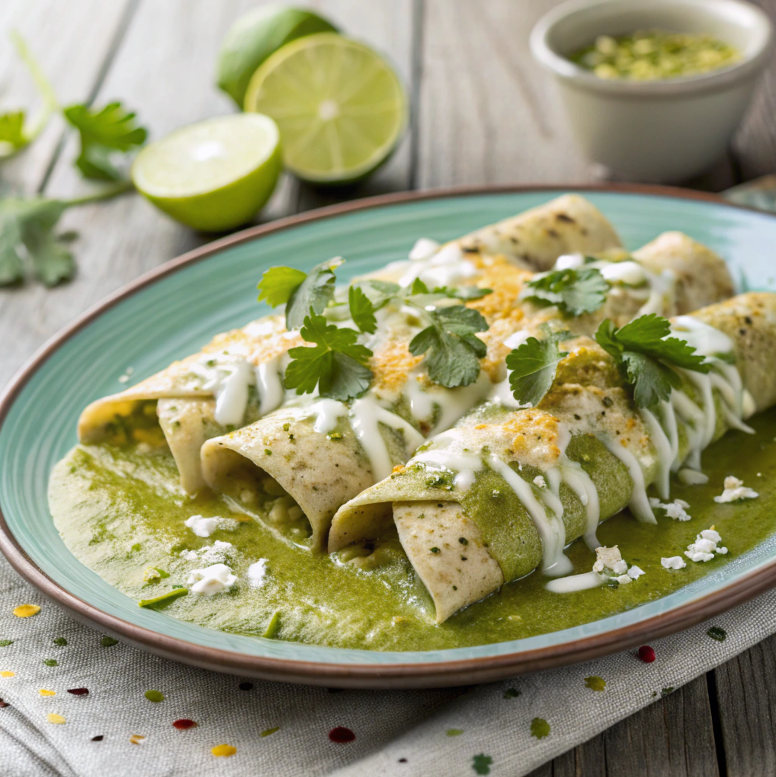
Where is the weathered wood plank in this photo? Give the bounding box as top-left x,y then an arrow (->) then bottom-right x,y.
527,676 -> 719,777
0,0 -> 132,192
732,0 -> 776,181
417,0 -> 592,189
294,0 -> 415,213
713,635 -> 776,777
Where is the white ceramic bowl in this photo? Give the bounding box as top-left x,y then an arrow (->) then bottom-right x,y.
530,0 -> 773,182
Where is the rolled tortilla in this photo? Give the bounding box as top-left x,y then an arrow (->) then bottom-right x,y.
77,316 -> 301,492
329,293 -> 776,623
456,193 -> 622,269
201,235 -> 733,549
78,195 -> 622,494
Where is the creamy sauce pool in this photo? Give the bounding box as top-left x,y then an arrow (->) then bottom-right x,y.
50,410 -> 776,652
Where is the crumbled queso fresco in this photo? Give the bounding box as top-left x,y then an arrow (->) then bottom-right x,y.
593,546 -> 644,585
714,476 -> 759,503
649,497 -> 691,521
187,563 -> 236,595
533,475 -> 547,489
184,515 -> 240,538
685,528 -> 728,562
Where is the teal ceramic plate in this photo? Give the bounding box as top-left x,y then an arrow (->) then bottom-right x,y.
3,185 -> 776,689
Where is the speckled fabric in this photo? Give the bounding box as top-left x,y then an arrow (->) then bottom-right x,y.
1,553 -> 773,777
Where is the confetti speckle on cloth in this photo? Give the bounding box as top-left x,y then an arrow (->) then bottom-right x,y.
39,689 -> 56,696
329,727 -> 356,743
100,636 -> 118,647
211,744 -> 237,757
130,735 -> 145,745
144,690 -> 164,703
260,727 -> 279,737
472,753 -> 493,774
47,713 -> 66,724
13,604 -> 40,618
1,670 -> 15,678
173,719 -> 197,730
530,718 -> 550,740
584,676 -> 606,692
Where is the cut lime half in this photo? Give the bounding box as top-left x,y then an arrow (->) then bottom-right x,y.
132,113 -> 281,232
244,33 -> 407,185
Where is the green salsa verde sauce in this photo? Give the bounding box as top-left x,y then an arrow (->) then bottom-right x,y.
570,30 -> 741,81
49,408 -> 776,652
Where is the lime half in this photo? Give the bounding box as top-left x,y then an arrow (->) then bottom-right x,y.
244,33 -> 407,185
132,113 -> 281,232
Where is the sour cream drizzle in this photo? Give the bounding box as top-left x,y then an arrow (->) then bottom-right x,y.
487,454 -> 573,576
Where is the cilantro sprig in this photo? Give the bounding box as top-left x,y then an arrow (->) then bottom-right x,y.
0,184 -> 132,286
285,313 -> 373,401
260,259 -> 492,392
520,267 -> 609,316
506,330 -> 570,407
594,314 -> 709,408
63,102 -> 148,181
258,257 -> 343,330
0,32 -> 58,159
409,305 -> 488,387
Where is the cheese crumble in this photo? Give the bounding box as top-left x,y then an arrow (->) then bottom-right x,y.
685,528 -> 728,563
649,497 -> 691,521
714,476 -> 759,503
593,546 -> 643,585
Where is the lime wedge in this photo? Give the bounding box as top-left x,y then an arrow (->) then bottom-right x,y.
132,113 -> 281,232
244,33 -> 407,185
216,5 -> 338,108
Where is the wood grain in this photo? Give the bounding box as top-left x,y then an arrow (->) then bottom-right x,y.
713,634 -> 776,777
0,0 -> 132,192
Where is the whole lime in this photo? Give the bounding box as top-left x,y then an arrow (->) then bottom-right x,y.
132,113 -> 281,232
216,5 -> 338,108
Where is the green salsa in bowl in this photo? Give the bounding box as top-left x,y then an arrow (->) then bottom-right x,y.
571,29 -> 741,82
530,0 -> 773,181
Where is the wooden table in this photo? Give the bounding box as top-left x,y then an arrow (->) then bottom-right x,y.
2,1 -> 775,773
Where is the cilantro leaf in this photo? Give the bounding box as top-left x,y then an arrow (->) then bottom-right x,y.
409,305 -> 487,388
0,33 -> 58,159
358,279 -> 401,309
348,285 -> 377,334
284,313 -> 373,401
520,267 -> 609,316
594,314 -> 710,408
257,266 -> 308,307
63,102 -> 147,181
0,196 -> 73,286
258,257 -> 343,330
506,332 -> 569,407
0,112 -> 27,155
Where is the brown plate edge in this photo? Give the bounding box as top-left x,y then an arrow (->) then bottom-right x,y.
1,182 -> 776,689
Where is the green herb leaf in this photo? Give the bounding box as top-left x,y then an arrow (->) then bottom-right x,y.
530,717 -> 551,739
506,332 -> 569,407
472,754 -> 494,775
63,101 -> 147,181
257,266 -> 308,307
285,313 -> 373,401
258,257 -> 343,330
0,33 -> 58,159
409,305 -> 488,388
520,267 -> 609,316
594,314 -> 710,408
138,588 -> 187,608
348,284 -> 377,334
707,626 -> 727,642
43,658 -> 58,667
263,611 -> 281,639
357,279 -> 401,309
0,196 -> 72,286
100,636 -> 118,647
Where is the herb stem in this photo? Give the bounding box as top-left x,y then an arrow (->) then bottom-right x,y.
10,30 -> 58,142
65,180 -> 134,207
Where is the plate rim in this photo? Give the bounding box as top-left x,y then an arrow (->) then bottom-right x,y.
2,182 -> 776,689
